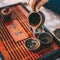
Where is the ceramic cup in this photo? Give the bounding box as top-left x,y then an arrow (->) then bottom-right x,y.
38,32 -> 53,45
25,38 -> 41,51
54,28 -> 60,39
1,7 -> 12,22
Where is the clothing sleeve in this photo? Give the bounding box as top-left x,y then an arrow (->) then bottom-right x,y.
43,0 -> 60,14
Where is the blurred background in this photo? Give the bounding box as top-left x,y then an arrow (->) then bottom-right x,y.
0,0 -> 26,7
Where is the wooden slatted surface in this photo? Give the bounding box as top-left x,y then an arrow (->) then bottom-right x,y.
0,4 -> 60,60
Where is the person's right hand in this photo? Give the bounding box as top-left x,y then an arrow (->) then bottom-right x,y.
26,0 -> 48,11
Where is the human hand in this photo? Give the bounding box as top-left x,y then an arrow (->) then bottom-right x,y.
26,0 -> 48,11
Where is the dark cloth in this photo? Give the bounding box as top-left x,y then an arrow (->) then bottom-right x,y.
43,0 -> 60,14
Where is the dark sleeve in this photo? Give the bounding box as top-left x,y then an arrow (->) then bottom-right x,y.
43,0 -> 60,14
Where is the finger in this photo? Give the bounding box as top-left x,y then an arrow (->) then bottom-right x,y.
31,0 -> 37,11
26,0 -> 30,5
36,0 -> 48,10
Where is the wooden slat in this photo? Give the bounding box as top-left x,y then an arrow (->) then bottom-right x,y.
11,7 -> 33,37
0,4 -> 60,60
0,25 -> 17,60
